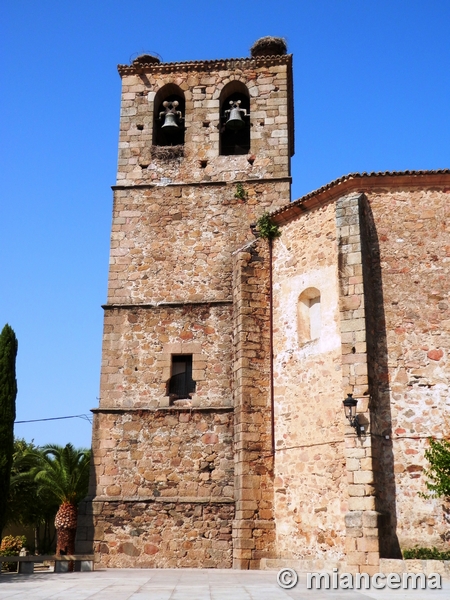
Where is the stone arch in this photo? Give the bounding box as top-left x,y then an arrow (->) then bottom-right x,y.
219,81 -> 250,155
153,83 -> 185,147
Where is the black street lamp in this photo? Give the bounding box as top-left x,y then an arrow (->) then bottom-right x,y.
343,393 -> 365,436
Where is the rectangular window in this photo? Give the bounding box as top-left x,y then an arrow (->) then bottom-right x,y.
168,355 -> 196,400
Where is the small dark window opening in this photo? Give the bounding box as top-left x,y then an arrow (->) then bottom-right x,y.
154,94 -> 185,147
167,355 -> 196,401
220,93 -> 250,156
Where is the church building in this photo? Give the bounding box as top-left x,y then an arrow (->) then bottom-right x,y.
76,38 -> 450,572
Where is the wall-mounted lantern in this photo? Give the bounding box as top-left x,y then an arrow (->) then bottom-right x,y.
343,393 -> 365,436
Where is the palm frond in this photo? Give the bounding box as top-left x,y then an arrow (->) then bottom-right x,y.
21,444 -> 91,505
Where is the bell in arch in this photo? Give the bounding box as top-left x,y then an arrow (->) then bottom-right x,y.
160,100 -> 183,133
224,100 -> 247,131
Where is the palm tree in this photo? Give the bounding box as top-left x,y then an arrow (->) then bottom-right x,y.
7,439 -> 59,553
28,444 -> 91,555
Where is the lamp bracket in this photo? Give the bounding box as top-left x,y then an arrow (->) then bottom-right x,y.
348,414 -> 365,436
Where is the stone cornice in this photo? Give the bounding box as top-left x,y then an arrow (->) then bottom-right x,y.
118,54 -> 292,77
111,176 -> 292,191
92,495 -> 235,503
102,300 -> 232,310
92,406 -> 234,413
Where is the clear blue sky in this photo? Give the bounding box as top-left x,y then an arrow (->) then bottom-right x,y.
2,1 -> 450,449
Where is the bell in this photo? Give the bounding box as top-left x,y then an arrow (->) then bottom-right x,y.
161,111 -> 179,132
226,108 -> 245,130
225,100 -> 246,130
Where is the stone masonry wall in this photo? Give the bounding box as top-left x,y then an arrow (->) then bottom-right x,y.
91,409 -> 234,501
100,304 -> 233,408
268,180 -> 450,569
85,50 -> 295,569
271,202 -> 347,561
232,239 -> 275,569
80,408 -> 234,567
365,186 -> 450,550
116,56 -> 292,186
336,194 -> 380,575
359,194 -> 400,559
108,182 -> 289,305
89,500 -> 234,568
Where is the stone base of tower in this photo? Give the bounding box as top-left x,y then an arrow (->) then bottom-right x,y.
77,498 -> 234,568
77,407 -> 236,568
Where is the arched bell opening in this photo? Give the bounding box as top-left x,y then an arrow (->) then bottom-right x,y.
153,84 -> 186,147
219,82 -> 250,156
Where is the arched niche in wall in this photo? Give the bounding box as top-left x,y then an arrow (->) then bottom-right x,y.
153,83 -> 186,147
298,287 -> 321,345
219,81 -> 250,156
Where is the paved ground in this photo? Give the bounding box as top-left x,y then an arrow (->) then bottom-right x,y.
0,569 -> 449,600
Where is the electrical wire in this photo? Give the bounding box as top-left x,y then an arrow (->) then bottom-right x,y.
15,414 -> 92,425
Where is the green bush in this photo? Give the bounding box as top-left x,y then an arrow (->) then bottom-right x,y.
0,534 -> 26,572
402,546 -> 450,560
422,438 -> 450,499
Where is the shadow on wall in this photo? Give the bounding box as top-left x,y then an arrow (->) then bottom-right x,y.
360,195 -> 402,559
75,438 -> 96,555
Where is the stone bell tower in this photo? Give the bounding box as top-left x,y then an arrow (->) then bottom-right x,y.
78,37 -> 294,568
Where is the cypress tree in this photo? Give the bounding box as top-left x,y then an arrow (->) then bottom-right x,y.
0,324 -> 18,539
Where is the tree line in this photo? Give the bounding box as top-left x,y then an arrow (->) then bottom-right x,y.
4,439 -> 91,554
0,324 -> 90,556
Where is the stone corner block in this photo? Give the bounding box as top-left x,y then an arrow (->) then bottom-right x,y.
362,511 -> 381,529
344,511 -> 363,528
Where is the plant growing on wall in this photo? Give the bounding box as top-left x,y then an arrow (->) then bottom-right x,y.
421,437 -> 450,499
0,324 -> 18,540
234,183 -> 248,201
256,212 -> 281,240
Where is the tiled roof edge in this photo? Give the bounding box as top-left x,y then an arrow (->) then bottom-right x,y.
271,169 -> 450,220
118,54 -> 292,76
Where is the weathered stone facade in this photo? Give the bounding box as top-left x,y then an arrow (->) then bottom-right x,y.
232,240 -> 275,568
363,184 -> 450,552
83,408 -> 235,568
272,201 -> 347,562
78,42 -> 293,569
78,39 -> 450,570
115,55 -> 293,187
270,176 -> 450,572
